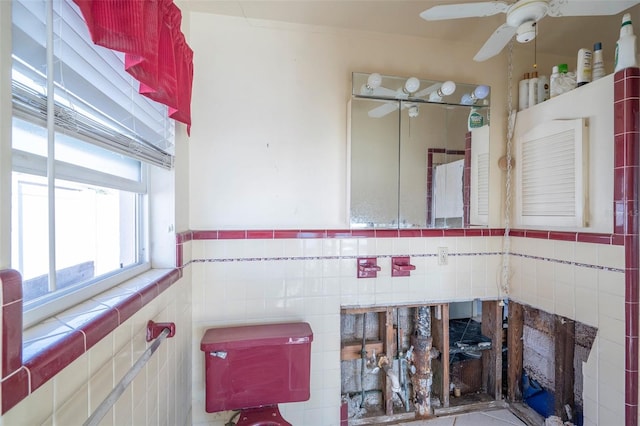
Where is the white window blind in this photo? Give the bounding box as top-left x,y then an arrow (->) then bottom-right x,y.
12,0 -> 174,169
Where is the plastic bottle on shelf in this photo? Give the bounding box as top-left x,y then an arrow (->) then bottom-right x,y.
550,64 -> 576,97
550,65 -> 560,98
615,13 -> 638,72
576,48 -> 592,86
519,72 -> 530,111
592,42 -> 606,80
537,74 -> 549,103
528,71 -> 539,107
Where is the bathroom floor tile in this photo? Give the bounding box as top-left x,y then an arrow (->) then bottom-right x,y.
397,409 -> 526,426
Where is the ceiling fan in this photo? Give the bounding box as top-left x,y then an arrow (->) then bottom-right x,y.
420,0 -> 640,62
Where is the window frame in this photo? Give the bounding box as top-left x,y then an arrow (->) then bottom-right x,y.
9,0 -> 174,328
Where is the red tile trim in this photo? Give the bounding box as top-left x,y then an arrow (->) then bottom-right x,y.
298,230 -> 328,238
218,230 -> 246,239
421,229 -> 444,238
548,231 -> 577,242
0,270 -> 22,379
78,309 -> 121,350
375,230 -> 398,238
523,230 -> 550,239
1,368 -> 29,414
176,243 -> 184,269
351,230 -> 375,238
191,230 -> 218,240
0,267 -> 182,414
1,269 -> 22,305
175,231 -> 192,244
24,330 -> 86,392
181,228 -> 617,245
326,229 -> 353,238
2,300 -> 22,377
246,230 -> 275,239
274,230 -> 302,239
464,228 -> 483,237
615,68 -> 640,426
508,229 -> 619,245
577,233 -> 614,245
111,293 -> 144,324
399,229 -> 422,237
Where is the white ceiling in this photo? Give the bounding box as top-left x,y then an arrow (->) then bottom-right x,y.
182,0 -> 640,63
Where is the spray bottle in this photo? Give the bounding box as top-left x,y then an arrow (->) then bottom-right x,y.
615,13 -> 638,72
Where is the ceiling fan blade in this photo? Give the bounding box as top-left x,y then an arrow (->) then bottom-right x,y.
547,0 -> 640,17
420,1 -> 509,20
414,82 -> 441,98
474,23 -> 518,62
368,102 -> 399,118
371,86 -> 399,98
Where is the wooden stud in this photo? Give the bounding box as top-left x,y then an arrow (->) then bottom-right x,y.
507,301 -> 524,402
340,341 -> 384,361
554,316 -> 575,420
481,300 -> 502,400
384,307 -> 396,415
431,304 -> 450,408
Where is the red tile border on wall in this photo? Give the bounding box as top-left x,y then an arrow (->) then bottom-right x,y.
176,227 -> 620,268
615,66 -> 640,426
0,268 -> 182,414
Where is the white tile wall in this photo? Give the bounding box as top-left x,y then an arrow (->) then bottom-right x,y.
2,272 -> 192,426
190,236 -> 503,426
510,237 -> 625,426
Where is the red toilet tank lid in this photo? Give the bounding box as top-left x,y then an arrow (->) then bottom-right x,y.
200,322 -> 313,351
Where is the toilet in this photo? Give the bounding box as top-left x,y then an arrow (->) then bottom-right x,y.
200,322 -> 313,426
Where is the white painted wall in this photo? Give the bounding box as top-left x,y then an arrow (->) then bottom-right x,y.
0,0 -> 12,271
187,13 -> 508,230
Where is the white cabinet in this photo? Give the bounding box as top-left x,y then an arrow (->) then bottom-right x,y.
512,75 -> 613,232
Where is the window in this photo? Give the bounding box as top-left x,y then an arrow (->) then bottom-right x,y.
11,0 -> 174,324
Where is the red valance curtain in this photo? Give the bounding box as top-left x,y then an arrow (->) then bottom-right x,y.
73,0 -> 193,134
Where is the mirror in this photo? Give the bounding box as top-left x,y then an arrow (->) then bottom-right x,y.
349,72 -> 490,229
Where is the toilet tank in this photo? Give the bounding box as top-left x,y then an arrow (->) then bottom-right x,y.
200,322 -> 313,413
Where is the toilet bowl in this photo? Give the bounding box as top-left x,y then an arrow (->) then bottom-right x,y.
200,322 -> 313,426
235,406 -> 291,426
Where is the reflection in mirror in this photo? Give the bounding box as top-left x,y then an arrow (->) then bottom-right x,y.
349,72 -> 490,229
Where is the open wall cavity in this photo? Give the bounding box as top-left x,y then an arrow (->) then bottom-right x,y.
507,302 -> 597,423
340,301 -> 505,425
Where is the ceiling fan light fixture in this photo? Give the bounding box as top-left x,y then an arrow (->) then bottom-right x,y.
516,20 -> 536,43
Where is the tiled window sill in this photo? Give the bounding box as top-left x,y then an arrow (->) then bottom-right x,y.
0,267 -> 182,414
